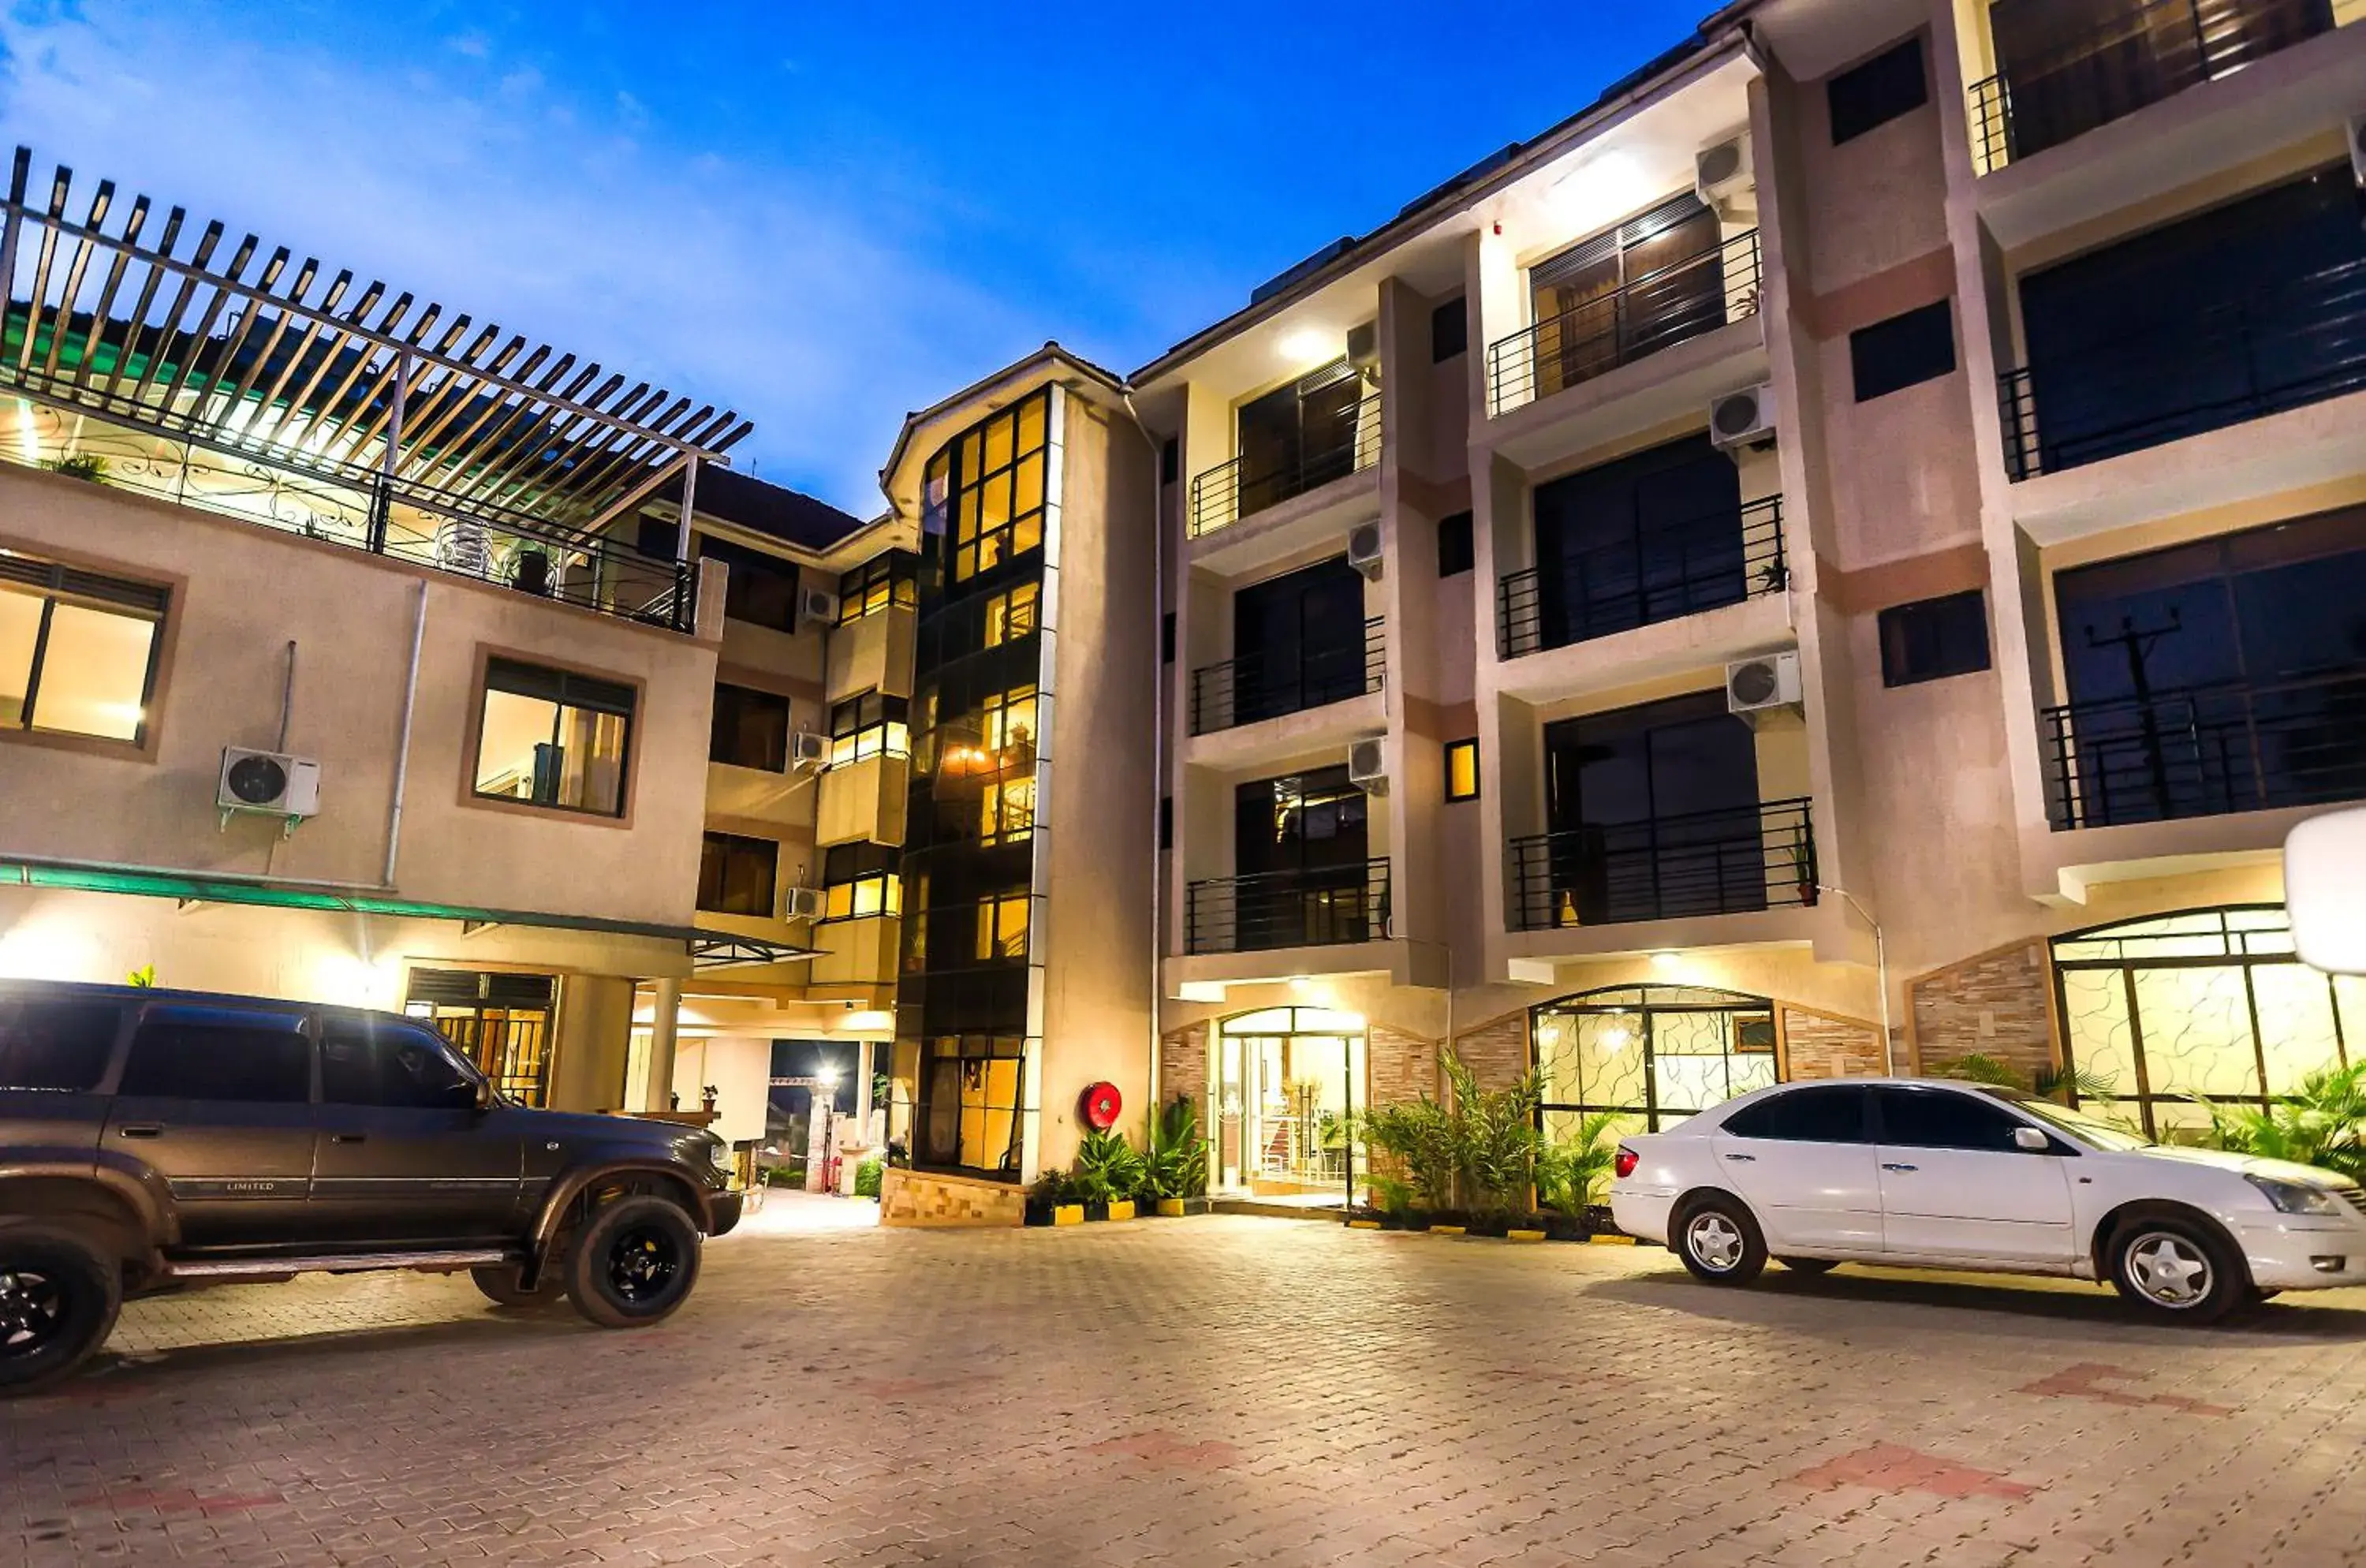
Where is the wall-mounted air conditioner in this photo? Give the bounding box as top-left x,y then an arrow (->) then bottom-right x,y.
1347,522 -> 1385,581
1726,651 -> 1802,718
1696,130 -> 1756,221
1709,383 -> 1778,454
781,886 -> 827,922
798,587 -> 840,626
218,747 -> 323,832
1348,734 -> 1390,795
789,732 -> 830,773
1346,319 -> 1381,383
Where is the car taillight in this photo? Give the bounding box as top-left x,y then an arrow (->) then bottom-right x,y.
1614,1145 -> 1640,1180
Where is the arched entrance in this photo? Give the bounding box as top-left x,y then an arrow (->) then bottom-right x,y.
2054,905 -> 2366,1139
1532,984 -> 1778,1139
1213,1006 -> 1367,1208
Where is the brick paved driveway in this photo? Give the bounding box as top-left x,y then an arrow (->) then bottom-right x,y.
8,1215 -> 2366,1566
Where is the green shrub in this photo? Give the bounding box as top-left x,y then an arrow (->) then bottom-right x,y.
1145,1096 -> 1210,1200
1935,1053 -> 2028,1088
1362,1096 -> 1458,1211
1073,1129 -> 1147,1204
1445,1051 -> 1544,1220
2199,1062 -> 2366,1182
1536,1111 -> 1621,1214
853,1158 -> 883,1199
1029,1167 -> 1080,1206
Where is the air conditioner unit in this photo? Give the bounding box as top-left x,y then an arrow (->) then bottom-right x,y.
1726,651 -> 1802,717
1695,131 -> 1756,220
1346,522 -> 1385,581
218,747 -> 323,827
780,886 -> 826,921
1710,383 -> 1778,454
789,731 -> 830,772
2349,113 -> 2366,188
1346,319 -> 1381,383
1348,734 -> 1390,795
798,586 -> 840,626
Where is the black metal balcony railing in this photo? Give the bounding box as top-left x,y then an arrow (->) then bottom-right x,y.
1968,0 -> 2334,177
1999,252 -> 2366,480
1188,394 -> 1382,538
2041,670 -> 2366,831
1190,618 -> 1386,735
1487,230 -> 1762,418
1497,495 -> 1785,660
1506,798 -> 1816,932
1185,859 -> 1391,955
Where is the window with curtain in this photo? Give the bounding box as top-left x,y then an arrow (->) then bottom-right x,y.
473,659 -> 635,816
1528,192 -> 1722,396
0,549 -> 168,745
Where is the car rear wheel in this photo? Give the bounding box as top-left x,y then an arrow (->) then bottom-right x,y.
565,1197 -> 702,1329
1778,1256 -> 1839,1275
1675,1195 -> 1767,1286
470,1264 -> 566,1309
2108,1215 -> 2244,1323
0,1225 -> 122,1394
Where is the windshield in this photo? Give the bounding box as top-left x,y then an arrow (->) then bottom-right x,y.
1978,1088 -> 2152,1152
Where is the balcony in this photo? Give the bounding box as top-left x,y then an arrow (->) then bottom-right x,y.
1506,798 -> 1816,932
1487,230 -> 1761,420
1498,496 -> 1785,661
1189,394 -> 1381,539
1185,860 -> 1390,956
2000,255 -> 2366,483
815,753 -> 910,847
2040,669 -> 2366,831
1190,618 -> 1385,735
1967,0 -> 2334,177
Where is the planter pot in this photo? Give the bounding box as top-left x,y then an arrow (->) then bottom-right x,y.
1083,1200 -> 1110,1223
1466,1215 -> 1513,1239
1053,1204 -> 1085,1226
1105,1199 -> 1136,1223
1024,1199 -> 1056,1227
1541,1212 -> 1592,1242
1584,1204 -> 1618,1233
1155,1198 -> 1187,1218
1375,1212 -> 1418,1231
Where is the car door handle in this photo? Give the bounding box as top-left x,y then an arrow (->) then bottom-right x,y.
1882,1162 -> 1918,1172
1722,1152 -> 1755,1163
118,1124 -> 163,1139
330,1132 -> 368,1144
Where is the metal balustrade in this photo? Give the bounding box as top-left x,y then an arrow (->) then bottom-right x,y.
1497,495 -> 1785,660
1185,859 -> 1391,954
1190,618 -> 1385,734
1487,230 -> 1761,418
1187,394 -> 1382,538
1506,798 -> 1816,931
2040,670 -> 2366,831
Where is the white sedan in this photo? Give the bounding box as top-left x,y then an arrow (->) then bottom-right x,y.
1609,1077 -> 2366,1322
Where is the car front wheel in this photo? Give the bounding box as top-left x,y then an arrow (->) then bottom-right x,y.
1675,1195 -> 1767,1286
0,1225 -> 123,1394
565,1196 -> 702,1329
2109,1215 -> 2244,1323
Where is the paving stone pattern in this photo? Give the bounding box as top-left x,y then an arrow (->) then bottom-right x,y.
8,1217 -> 2366,1566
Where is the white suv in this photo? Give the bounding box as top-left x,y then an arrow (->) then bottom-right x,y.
1609,1078 -> 2366,1322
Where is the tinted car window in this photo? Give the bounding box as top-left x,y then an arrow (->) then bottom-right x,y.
117,1009 -> 312,1103
1721,1086 -> 1868,1141
0,998 -> 120,1092
319,1017 -> 477,1110
1876,1087 -> 2036,1152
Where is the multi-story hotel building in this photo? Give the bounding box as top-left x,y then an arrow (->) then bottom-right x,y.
1130,0 -> 2366,1208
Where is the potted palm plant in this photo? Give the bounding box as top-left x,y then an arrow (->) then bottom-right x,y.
1073,1130 -> 1146,1221
1536,1112 -> 1618,1241
1144,1096 -> 1211,1215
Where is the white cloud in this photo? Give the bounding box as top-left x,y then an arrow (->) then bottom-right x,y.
0,3 -> 1038,512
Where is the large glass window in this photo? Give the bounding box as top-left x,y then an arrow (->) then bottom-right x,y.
925,387 -> 1050,584
829,691 -> 910,766
838,551 -> 919,623
1528,192 -> 1724,395
710,682 -> 790,772
0,549 -> 168,745
1534,985 -> 1779,1139
698,831 -> 780,917
405,969 -> 555,1107
474,659 -> 634,816
696,536 -> 799,633
983,583 -> 1040,648
1526,433 -> 1752,654
917,1034 -> 1024,1176
971,892 -> 1031,962
823,842 -> 902,921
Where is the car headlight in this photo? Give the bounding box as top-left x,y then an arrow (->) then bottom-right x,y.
2246,1174 -> 2345,1215
703,1137 -> 731,1171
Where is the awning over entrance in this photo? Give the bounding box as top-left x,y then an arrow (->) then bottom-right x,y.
0,856 -> 819,971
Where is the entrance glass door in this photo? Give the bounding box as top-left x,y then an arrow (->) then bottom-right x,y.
1213,1007 -> 1368,1207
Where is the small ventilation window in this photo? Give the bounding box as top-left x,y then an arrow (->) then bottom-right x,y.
1850,301 -> 1955,402
1431,296 -> 1468,362
1437,512 -> 1475,579
1827,36 -> 1928,145
1444,738 -> 1480,803
1879,589 -> 1991,688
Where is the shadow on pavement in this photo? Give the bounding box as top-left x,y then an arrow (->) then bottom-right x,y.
1584,1257 -> 2366,1342
54,1305 -> 586,1401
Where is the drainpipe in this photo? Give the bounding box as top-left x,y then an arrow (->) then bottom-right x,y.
1119,386 -> 1166,1135
382,580 -> 430,887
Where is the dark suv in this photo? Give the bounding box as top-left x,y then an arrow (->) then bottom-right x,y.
0,980 -> 742,1391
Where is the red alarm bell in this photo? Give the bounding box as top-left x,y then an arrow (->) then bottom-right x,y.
1080,1081 -> 1123,1131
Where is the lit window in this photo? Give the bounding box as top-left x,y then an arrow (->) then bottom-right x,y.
1444,737 -> 1480,802
822,842 -> 902,922
979,777 -> 1038,845
473,659 -> 634,816
0,549 -> 167,745
946,388 -> 1051,584
837,551 -> 918,624
983,582 -> 1040,647
829,691 -> 910,767
972,893 -> 1031,962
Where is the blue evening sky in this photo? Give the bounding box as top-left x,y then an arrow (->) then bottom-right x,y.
0,2 -> 1706,512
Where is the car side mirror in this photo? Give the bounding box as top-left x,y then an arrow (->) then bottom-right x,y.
2013,1126 -> 2050,1152
472,1078 -> 496,1114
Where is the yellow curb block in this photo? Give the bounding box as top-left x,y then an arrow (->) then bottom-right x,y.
1347,1219 -> 1382,1230
1052,1204 -> 1084,1226
1428,1224 -> 1467,1236
1586,1232 -> 1636,1245
1507,1230 -> 1547,1243
1105,1200 -> 1136,1223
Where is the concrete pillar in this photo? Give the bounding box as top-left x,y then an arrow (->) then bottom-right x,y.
643,977 -> 682,1112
